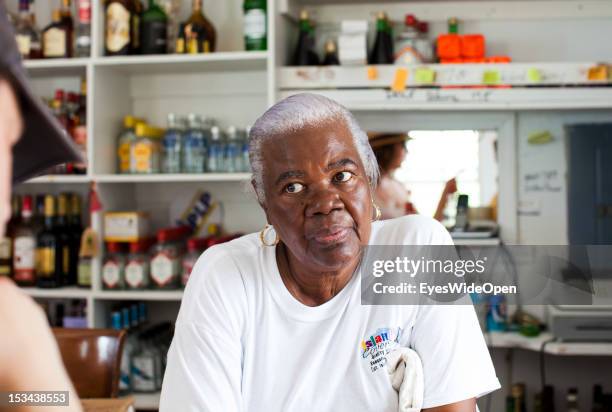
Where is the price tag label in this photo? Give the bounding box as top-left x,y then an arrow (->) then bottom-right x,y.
527,68 -> 542,83
391,68 -> 408,92
482,70 -> 501,85
367,66 -> 378,80
414,68 -> 436,84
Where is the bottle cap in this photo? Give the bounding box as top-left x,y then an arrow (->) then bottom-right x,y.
325,40 -> 336,53
124,115 -> 136,128
106,241 -> 124,254
187,237 -> 209,252
405,14 -> 417,26
156,225 -> 192,243
55,89 -> 65,101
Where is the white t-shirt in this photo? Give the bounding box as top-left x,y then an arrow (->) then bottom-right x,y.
160,215 -> 500,411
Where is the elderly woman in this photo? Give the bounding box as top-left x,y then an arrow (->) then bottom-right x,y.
160,94 -> 499,411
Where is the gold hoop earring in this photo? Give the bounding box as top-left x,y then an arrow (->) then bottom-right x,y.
372,202 -> 382,221
259,224 -> 279,246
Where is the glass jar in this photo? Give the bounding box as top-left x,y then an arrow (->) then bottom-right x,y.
117,115 -> 138,174
181,237 -> 207,288
150,226 -> 191,289
125,238 -> 153,290
102,242 -> 126,290
131,123 -> 164,174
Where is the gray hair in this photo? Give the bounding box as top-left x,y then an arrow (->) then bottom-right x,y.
248,93 -> 379,202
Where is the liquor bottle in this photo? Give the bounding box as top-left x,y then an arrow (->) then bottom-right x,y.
292,9 -> 318,66
161,113 -> 183,173
43,9 -> 69,58
207,126 -> 223,172
59,0 -> 74,57
511,383 -> 527,412
34,194 -> 46,232
56,194 -> 73,285
12,195 -> 37,286
140,0 -> 168,54
542,385 -> 555,412
182,114 -> 206,173
0,196 -> 19,278
132,0 -> 143,54
322,39 -> 339,65
243,0 -> 266,51
75,0 -> 91,57
68,194 -> 83,286
72,78 -> 87,174
163,0 -> 181,53
369,12 -> 393,64
566,388 -> 579,412
117,115 -> 138,174
448,17 -> 459,34
224,126 -> 240,172
36,195 -> 62,288
14,0 -> 42,60
105,0 -> 134,55
592,385 -> 605,412
182,0 -> 217,54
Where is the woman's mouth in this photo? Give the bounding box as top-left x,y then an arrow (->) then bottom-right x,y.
312,227 -> 349,244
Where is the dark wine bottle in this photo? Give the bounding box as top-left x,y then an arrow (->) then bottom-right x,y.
368,11 -> 393,64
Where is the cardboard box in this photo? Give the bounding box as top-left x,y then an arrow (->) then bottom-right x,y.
104,212 -> 150,242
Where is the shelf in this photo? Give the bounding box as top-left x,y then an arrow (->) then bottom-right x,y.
23,58 -> 89,76
131,392 -> 160,410
278,87 -> 612,111
22,175 -> 92,184
95,173 -> 251,183
20,287 -> 91,299
94,290 -> 184,301
93,51 -> 268,74
487,331 -> 612,356
279,63 -> 612,89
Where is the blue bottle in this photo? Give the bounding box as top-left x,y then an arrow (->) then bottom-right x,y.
182,114 -> 205,173
486,294 -> 508,332
207,126 -> 224,172
224,126 -> 240,172
161,113 -> 183,173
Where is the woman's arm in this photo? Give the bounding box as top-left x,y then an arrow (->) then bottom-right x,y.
433,178 -> 457,221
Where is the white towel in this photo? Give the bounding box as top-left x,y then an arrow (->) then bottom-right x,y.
387,348 -> 424,412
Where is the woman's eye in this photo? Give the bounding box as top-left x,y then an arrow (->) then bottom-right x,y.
334,171 -> 353,183
285,182 -> 305,193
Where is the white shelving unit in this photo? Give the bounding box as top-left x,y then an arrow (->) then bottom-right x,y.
487,331 -> 612,356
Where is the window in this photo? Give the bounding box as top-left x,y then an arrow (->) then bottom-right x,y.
394,130 -> 498,218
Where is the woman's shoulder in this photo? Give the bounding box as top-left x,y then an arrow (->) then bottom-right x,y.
370,214 -> 453,245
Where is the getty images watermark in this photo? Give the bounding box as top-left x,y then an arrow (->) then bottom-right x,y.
360,245 -> 612,306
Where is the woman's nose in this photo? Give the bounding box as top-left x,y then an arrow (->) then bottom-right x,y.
305,185 -> 344,217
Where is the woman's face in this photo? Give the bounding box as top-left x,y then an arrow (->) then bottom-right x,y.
258,121 -> 372,273
390,142 -> 407,170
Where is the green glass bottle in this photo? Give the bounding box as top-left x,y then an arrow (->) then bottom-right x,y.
448,17 -> 459,34
140,0 -> 167,54
243,0 -> 266,51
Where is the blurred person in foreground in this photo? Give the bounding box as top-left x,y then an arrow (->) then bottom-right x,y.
0,1 -> 82,410
368,132 -> 458,221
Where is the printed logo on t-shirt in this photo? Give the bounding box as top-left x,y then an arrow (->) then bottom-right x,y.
360,327 -> 403,373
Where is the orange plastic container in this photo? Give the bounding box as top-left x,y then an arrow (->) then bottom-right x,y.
440,58 -> 464,64
437,34 -> 461,59
463,57 -> 486,63
460,34 -> 485,58
485,56 -> 512,63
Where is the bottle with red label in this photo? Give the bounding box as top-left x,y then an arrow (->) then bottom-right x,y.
125,238 -> 153,290
181,237 -> 208,288
150,226 -> 191,289
12,195 -> 37,286
102,242 -> 126,290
